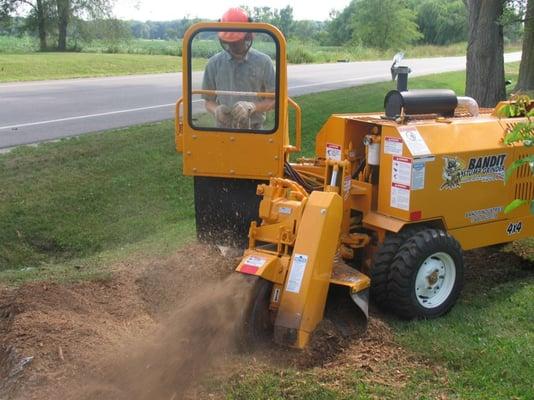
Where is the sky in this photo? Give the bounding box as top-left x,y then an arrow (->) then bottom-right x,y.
113,0 -> 352,22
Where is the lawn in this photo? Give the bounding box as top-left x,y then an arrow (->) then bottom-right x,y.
0,52 -> 205,82
0,63 -> 532,398
0,34 -> 523,82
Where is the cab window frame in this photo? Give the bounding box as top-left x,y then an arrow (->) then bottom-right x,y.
187,27 -> 281,135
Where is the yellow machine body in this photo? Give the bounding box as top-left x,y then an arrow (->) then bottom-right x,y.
177,21 -> 532,349
235,179 -> 370,348
314,112 -> 534,250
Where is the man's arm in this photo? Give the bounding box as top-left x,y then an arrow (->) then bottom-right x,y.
201,59 -> 217,113
205,100 -> 218,115
256,55 -> 276,113
254,99 -> 275,113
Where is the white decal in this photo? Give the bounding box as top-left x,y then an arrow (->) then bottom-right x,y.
506,221 -> 522,236
279,207 -> 292,215
441,154 -> 506,190
384,136 -> 403,156
465,207 -> 503,223
390,183 -> 410,211
392,156 -> 412,186
398,126 -> 431,156
243,256 -> 266,268
286,254 -> 308,294
411,161 -> 426,190
414,155 -> 436,163
326,143 -> 342,161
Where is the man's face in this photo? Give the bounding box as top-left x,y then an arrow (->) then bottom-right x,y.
227,40 -> 248,59
221,33 -> 252,60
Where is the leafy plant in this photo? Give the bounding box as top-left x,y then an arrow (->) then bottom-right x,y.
498,94 -> 534,214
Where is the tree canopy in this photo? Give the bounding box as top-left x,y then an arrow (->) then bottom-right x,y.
351,0 -> 422,50
0,0 -> 528,55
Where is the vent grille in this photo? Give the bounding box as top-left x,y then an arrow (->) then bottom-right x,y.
514,153 -> 534,200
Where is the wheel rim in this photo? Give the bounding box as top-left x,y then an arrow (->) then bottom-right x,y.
415,252 -> 456,309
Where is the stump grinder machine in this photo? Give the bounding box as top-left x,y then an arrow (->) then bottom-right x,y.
175,21 -> 533,349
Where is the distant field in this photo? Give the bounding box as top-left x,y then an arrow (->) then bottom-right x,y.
0,52 -> 209,82
0,35 -> 523,82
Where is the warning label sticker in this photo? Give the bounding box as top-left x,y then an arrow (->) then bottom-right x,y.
398,126 -> 431,156
391,183 -> 410,210
411,160 -> 426,190
384,136 -> 403,156
240,256 -> 266,275
326,143 -> 342,161
392,156 -> 412,186
278,207 -> 292,215
286,254 -> 308,294
243,256 -> 266,268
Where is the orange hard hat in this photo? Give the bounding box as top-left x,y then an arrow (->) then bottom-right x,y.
218,8 -> 250,42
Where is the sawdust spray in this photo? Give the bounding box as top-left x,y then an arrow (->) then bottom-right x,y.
78,274 -> 255,400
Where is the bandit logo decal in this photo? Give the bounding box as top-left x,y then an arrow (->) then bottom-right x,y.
440,154 -> 506,190
440,157 -> 463,190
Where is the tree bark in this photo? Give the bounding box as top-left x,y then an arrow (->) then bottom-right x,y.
56,0 -> 69,51
36,0 -> 47,51
465,0 -> 506,107
516,0 -> 534,91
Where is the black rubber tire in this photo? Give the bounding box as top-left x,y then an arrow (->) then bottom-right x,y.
370,226 -> 425,309
387,229 -> 464,319
242,278 -> 274,347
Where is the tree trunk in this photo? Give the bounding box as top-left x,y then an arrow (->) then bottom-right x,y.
465,0 -> 506,107
56,0 -> 70,51
36,0 -> 47,51
516,0 -> 534,92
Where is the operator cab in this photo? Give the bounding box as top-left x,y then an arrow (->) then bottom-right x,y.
189,29 -> 278,133
177,21 -> 300,245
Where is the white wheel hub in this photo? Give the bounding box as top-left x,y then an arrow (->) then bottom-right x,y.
415,252 -> 456,309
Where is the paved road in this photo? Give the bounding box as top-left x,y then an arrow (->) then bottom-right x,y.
0,52 -> 521,149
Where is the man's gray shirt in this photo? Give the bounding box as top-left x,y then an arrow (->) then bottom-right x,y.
202,48 -> 276,128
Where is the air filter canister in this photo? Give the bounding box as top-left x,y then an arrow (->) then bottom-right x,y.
384,89 -> 458,118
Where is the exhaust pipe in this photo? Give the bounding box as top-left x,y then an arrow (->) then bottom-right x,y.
457,96 -> 480,117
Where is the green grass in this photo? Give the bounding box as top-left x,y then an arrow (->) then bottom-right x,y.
0,121 -> 195,273
0,35 -> 40,53
393,277 -> 534,399
0,53 -> 208,82
0,35 -> 523,82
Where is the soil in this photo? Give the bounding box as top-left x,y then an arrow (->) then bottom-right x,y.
0,244 -> 531,399
0,244 -> 245,400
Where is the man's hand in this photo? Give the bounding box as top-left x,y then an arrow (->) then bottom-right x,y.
232,101 -> 256,122
214,104 -> 233,128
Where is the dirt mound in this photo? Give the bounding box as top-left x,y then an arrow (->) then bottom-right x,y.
0,274 -> 154,399
135,243 -> 238,318
74,274 -> 255,400
0,345 -> 33,397
0,243 -> 244,400
464,246 -> 534,286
